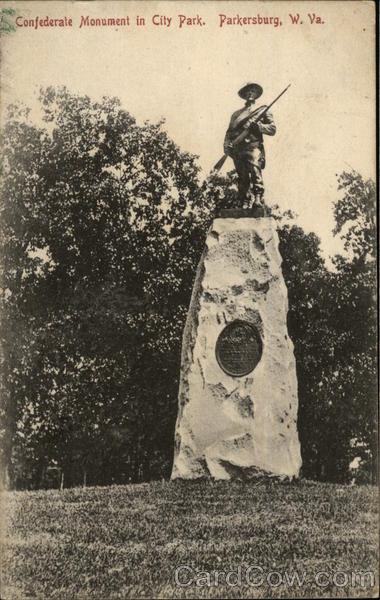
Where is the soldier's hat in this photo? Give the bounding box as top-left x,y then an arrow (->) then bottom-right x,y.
238,83 -> 263,99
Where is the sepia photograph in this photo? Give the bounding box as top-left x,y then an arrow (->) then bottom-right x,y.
0,0 -> 377,597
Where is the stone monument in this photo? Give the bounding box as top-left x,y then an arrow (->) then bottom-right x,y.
171,215 -> 302,480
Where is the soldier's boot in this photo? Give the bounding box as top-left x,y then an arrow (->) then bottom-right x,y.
243,188 -> 254,209
255,191 -> 264,206
251,191 -> 265,216
243,191 -> 253,209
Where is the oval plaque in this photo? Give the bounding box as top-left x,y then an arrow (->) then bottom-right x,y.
215,320 -> 262,377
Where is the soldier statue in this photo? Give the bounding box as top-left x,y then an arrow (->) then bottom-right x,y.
223,83 -> 276,209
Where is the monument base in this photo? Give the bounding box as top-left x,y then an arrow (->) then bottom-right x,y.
171,216 -> 302,481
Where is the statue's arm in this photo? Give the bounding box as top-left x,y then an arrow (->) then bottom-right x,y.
257,109 -> 276,136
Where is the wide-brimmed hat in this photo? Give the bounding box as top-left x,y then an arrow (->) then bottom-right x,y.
238,83 -> 263,99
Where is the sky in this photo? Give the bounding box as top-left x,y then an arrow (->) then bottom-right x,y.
1,0 -> 376,260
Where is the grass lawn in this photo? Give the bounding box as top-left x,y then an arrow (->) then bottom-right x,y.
1,480 -> 378,598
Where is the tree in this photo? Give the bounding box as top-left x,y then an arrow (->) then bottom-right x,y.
279,171 -> 377,483
333,170 -> 376,262
330,171 -> 377,482
278,226 -> 337,480
0,87 -> 212,488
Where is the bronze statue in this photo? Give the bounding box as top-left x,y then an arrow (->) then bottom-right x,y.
214,84 -> 290,210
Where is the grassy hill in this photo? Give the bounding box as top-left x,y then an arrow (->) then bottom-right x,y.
1,480 -> 378,598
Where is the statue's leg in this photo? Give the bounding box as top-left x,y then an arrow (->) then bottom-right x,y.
233,154 -> 250,208
248,148 -> 265,206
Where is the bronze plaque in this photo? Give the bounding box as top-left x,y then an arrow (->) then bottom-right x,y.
216,320 -> 262,377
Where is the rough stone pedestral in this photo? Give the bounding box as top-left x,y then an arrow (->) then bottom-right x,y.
171,217 -> 302,480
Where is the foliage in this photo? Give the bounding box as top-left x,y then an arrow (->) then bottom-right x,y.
330,171 -> 377,482
3,481 -> 378,597
279,170 -> 377,483
0,88 -> 211,488
333,170 -> 376,261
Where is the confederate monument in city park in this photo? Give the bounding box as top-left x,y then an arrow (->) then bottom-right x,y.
171,83 -> 302,480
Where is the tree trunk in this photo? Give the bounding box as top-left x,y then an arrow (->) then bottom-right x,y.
38,464 -> 47,489
3,464 -> 11,490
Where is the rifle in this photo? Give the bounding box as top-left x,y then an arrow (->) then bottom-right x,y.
212,84 -> 291,172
